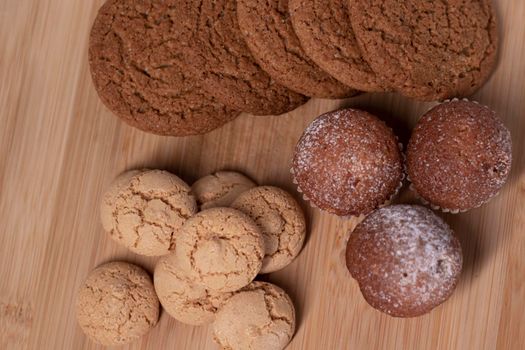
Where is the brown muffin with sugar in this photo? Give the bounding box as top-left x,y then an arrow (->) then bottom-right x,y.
407,100 -> 512,212
292,108 -> 404,216
346,205 -> 463,317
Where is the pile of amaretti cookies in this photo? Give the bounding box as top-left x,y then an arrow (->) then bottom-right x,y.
88,0 -> 497,136
76,170 -> 305,348
81,0 -> 506,348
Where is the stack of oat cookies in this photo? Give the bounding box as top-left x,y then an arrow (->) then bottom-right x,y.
89,0 -> 498,136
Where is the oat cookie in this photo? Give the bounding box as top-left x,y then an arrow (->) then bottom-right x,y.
289,0 -> 385,92
348,0 -> 498,101
188,0 -> 308,115
89,0 -> 239,136
237,0 -> 357,98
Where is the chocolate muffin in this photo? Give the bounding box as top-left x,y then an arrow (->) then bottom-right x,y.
407,100 -> 512,212
292,108 -> 404,216
346,205 -> 463,318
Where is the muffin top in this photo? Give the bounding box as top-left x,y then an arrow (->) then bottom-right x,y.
407,100 -> 512,212
346,205 -> 463,317
292,108 -> 403,216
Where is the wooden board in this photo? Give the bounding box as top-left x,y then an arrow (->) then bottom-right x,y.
1,0 -> 524,349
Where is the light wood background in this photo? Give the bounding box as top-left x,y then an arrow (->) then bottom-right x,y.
1,0 -> 524,349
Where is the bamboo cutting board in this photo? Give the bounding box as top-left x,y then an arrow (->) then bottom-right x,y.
1,0 -> 524,349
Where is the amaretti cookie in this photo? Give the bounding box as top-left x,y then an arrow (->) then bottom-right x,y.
76,262 -> 159,346
175,207 -> 265,293
348,0 -> 499,101
346,205 -> 463,317
188,0 -> 308,115
154,252 -> 232,326
191,171 -> 256,210
289,0 -> 385,92
232,186 -> 306,273
100,169 -> 197,256
88,0 -> 240,136
237,0 -> 357,98
407,100 -> 512,212
213,281 -> 295,350
292,108 -> 404,216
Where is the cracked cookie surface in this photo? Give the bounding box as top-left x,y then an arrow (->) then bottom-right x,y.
175,207 -> 265,293
76,262 -> 159,346
348,0 -> 498,101
232,186 -> 306,273
213,281 -> 295,350
88,0 -> 240,136
191,171 -> 257,210
289,0 -> 385,92
154,252 -> 233,325
100,169 -> 197,256
237,0 -> 357,98
187,0 -> 308,115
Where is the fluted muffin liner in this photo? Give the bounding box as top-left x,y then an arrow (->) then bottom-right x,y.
291,140 -> 406,219
406,98 -> 507,213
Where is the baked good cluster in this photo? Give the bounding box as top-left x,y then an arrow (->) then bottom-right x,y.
89,0 -> 498,136
76,170 -> 304,349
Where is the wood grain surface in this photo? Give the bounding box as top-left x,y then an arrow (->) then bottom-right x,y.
1,0 -> 524,349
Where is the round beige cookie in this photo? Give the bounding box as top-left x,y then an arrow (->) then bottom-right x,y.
213,281 -> 295,350
154,253 -> 233,325
232,186 -> 306,273
76,262 -> 159,346
175,207 -> 265,293
191,171 -> 257,210
100,169 -> 198,256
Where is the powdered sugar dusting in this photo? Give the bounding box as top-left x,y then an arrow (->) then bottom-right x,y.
292,108 -> 404,216
346,205 -> 463,317
407,100 -> 512,211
